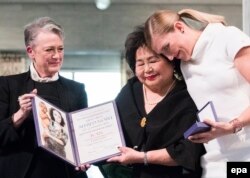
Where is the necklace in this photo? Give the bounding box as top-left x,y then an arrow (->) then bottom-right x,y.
143,80 -> 176,105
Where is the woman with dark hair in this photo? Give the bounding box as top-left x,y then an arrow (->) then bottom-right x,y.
106,25 -> 205,178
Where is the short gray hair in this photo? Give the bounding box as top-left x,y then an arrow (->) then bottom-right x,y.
24,17 -> 64,47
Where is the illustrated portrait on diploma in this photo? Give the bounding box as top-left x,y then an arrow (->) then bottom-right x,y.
35,97 -> 75,164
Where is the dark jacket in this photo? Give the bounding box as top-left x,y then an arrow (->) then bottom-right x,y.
115,77 -> 205,178
0,71 -> 88,178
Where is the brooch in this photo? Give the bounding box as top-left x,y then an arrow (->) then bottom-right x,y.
140,117 -> 147,127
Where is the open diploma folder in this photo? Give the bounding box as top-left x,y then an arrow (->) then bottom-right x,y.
184,101 -> 217,139
32,95 -> 125,166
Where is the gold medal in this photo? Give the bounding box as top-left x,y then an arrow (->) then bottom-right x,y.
140,117 -> 147,127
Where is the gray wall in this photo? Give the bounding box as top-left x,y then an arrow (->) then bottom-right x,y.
0,0 -> 243,70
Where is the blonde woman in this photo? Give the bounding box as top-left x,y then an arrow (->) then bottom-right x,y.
145,9 -> 250,178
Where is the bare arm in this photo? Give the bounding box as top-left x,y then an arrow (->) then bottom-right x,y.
107,146 -> 177,166
235,46 -> 250,83
145,148 -> 177,166
234,46 -> 250,127
189,46 -> 250,143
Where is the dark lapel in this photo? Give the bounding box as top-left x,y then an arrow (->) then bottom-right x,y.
26,72 -> 35,93
116,77 -> 146,149
57,76 -> 70,112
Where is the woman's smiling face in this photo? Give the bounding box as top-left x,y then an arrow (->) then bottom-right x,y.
135,45 -> 174,91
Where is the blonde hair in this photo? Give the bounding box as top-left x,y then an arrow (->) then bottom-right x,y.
179,9 -> 226,25
145,9 -> 226,47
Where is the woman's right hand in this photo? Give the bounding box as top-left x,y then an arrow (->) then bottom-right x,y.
75,164 -> 91,172
12,89 -> 37,128
188,119 -> 234,143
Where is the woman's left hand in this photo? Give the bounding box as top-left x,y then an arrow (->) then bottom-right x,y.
107,146 -> 143,165
188,119 -> 234,143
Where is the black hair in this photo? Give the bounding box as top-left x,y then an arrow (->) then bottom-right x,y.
124,24 -> 146,73
49,108 -> 65,127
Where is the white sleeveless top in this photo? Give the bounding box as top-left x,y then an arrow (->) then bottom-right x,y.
181,23 -> 250,178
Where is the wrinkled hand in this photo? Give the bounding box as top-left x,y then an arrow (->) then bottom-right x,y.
107,146 -> 143,165
12,89 -> 37,127
75,164 -> 91,172
188,119 -> 234,143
